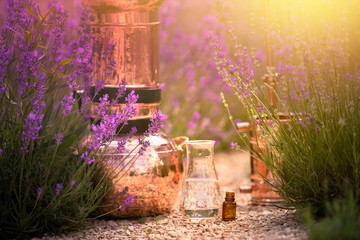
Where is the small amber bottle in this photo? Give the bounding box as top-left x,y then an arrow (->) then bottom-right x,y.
222,191 -> 236,221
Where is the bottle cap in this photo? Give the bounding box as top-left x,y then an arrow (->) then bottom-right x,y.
225,191 -> 235,198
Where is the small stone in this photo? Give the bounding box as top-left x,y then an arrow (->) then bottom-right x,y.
108,220 -> 118,227
262,210 -> 271,215
125,230 -> 131,236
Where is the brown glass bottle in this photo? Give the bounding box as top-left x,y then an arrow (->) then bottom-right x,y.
222,191 -> 236,221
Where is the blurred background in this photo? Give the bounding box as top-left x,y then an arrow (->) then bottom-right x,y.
1,0 -> 359,150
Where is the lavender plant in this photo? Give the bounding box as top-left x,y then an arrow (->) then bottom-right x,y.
306,194 -> 360,240
0,1 -> 166,238
212,0 -> 360,216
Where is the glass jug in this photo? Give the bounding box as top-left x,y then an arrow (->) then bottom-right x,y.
180,140 -> 221,219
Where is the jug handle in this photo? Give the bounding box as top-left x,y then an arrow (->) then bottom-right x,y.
173,136 -> 189,157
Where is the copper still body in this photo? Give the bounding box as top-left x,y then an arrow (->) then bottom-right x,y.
82,0 -> 184,218
237,114 -> 291,205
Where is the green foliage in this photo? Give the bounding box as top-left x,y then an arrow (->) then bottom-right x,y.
137,216 -> 147,224
306,195 -> 360,240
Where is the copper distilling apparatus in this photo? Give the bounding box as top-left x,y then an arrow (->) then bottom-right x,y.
82,0 -> 187,218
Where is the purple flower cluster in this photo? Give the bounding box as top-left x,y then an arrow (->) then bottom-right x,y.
120,193 -> 137,211
55,133 -> 64,146
79,151 -> 95,165
2,0 -> 35,50
138,138 -> 151,156
116,78 -> 127,99
71,179 -> 76,186
144,110 -> 168,137
89,90 -> 138,153
38,1 -> 68,64
55,183 -> 63,195
80,95 -> 91,121
61,92 -> 75,115
256,102 -> 267,114
37,187 -> 42,199
230,142 -> 239,150
21,110 -> 44,153
0,47 -> 9,93
121,91 -> 139,122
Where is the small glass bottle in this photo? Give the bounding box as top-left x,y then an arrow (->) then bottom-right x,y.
222,191 -> 236,221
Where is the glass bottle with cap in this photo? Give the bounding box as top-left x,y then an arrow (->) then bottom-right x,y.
222,191 -> 236,221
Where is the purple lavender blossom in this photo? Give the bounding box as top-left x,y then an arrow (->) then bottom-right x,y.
138,138 -> 150,156
95,94 -> 110,117
187,121 -> 196,129
21,111 -> 44,153
71,179 -> 76,186
120,91 -> 139,123
79,151 -> 95,165
192,112 -> 201,121
94,78 -> 105,95
61,92 -> 75,115
37,187 -> 42,199
55,133 -> 64,145
230,142 -> 239,150
89,91 -> 130,151
120,193 -> 137,211
2,0 -> 35,51
16,51 -> 40,97
55,183 -> 63,195
0,47 -> 9,93
144,110 -> 168,137
0,148 -> 2,158
45,2 -> 68,62
256,102 -> 267,113
80,95 -> 91,121
120,186 -> 129,195
117,78 -> 127,98
127,127 -> 137,138
66,78 -> 79,91
89,112 -> 120,152
116,137 -> 127,154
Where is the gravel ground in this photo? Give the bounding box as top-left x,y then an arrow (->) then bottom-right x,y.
31,151 -> 308,240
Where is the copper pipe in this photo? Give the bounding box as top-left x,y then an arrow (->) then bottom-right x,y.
264,0 -> 275,107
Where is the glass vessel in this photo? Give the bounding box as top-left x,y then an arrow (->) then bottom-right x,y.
180,140 -> 221,219
94,133 -> 187,218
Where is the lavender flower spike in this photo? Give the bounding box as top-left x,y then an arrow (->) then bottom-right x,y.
55,133 -> 64,145
37,187 -> 42,199
55,183 -> 63,195
144,110 -> 168,136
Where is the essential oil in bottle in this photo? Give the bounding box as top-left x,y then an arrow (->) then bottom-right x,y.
222,191 -> 236,221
